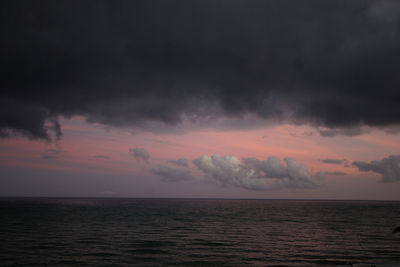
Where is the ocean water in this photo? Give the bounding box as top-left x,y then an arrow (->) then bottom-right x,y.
1,198 -> 400,266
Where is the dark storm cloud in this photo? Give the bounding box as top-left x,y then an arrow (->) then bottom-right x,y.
353,155 -> 400,182
2,0 -> 400,140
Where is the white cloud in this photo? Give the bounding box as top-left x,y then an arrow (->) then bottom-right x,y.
192,154 -> 320,190
243,156 -> 287,178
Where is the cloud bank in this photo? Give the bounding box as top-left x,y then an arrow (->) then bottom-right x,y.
152,165 -> 192,183
192,154 -> 320,190
1,1 -> 400,140
353,155 -> 400,182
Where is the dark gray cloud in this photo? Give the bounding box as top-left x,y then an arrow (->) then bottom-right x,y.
2,0 -> 400,140
353,155 -> 400,182
152,165 -> 192,182
321,159 -> 343,164
42,154 -> 56,159
289,131 -> 313,137
323,171 -> 347,176
320,159 -> 345,165
167,158 -> 189,168
41,148 -> 63,159
317,127 -> 371,137
193,154 -> 320,190
44,149 -> 63,154
129,148 -> 149,163
150,139 -> 169,144
320,158 -> 349,167
94,155 -> 109,159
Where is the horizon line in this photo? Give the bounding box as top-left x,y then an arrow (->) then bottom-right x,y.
0,196 -> 399,202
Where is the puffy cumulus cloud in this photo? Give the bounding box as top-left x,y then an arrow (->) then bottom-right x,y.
129,148 -> 149,163
167,158 -> 189,168
2,1 -> 400,141
152,165 -> 192,182
353,155 -> 400,182
192,154 -> 319,190
243,157 -> 287,178
193,155 -> 257,188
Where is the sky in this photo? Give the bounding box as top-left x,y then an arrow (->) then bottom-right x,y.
1,0 -> 400,199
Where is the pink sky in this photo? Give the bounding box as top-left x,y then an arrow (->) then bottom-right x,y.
1,116 -> 400,199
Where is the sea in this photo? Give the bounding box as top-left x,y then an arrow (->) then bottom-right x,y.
1,198 -> 400,266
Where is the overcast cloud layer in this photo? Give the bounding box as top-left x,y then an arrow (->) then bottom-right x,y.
1,0 -> 400,140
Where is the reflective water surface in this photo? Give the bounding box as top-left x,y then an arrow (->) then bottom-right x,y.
1,198 -> 400,266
